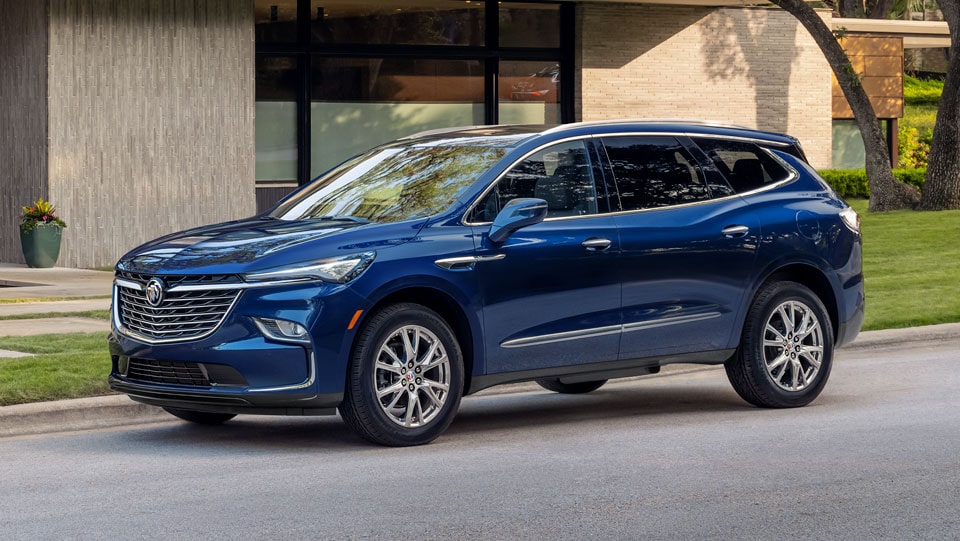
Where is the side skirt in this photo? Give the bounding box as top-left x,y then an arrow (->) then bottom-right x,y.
466,349 -> 735,395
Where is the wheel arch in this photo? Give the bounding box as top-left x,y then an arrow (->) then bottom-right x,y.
351,286 -> 477,394
752,263 -> 840,342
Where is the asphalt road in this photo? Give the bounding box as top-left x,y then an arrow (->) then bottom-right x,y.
2,340 -> 959,539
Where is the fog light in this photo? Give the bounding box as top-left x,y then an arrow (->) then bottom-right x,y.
253,318 -> 310,345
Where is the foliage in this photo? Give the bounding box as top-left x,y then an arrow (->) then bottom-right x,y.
817,168 -> 926,198
848,199 -> 960,331
903,75 -> 944,106
0,333 -> 111,406
19,198 -> 67,233
898,127 -> 931,169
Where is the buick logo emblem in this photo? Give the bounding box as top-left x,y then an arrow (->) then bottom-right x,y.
145,278 -> 165,307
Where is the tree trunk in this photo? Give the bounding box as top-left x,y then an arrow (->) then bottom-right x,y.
920,0 -> 960,210
772,0 -> 920,211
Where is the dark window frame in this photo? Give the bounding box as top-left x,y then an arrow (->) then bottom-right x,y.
256,0 -> 575,187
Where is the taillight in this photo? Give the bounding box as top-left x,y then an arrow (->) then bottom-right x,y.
839,206 -> 861,233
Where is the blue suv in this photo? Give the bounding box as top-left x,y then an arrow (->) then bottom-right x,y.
108,121 -> 864,446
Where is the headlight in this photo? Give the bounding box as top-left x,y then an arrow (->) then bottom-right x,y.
244,251 -> 376,284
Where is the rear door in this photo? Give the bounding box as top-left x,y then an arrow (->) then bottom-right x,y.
469,139 -> 622,374
600,135 -> 760,360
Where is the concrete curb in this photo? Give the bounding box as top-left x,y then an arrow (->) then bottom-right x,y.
0,395 -> 170,438
2,323 -> 958,439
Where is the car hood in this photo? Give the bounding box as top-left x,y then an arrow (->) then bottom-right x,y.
117,217 -> 424,275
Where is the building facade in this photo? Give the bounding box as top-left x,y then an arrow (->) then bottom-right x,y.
0,0 -> 831,268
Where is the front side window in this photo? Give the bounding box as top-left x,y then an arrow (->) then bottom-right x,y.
272,137 -> 522,223
470,140 -> 599,222
602,136 -> 710,211
692,138 -> 792,194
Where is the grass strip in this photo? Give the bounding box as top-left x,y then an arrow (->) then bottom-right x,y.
851,200 -> 960,331
0,310 -> 110,321
0,332 -> 112,406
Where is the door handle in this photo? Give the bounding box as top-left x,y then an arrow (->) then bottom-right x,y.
581,237 -> 612,251
722,225 -> 750,238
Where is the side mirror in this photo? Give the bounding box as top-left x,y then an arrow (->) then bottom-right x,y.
488,198 -> 548,244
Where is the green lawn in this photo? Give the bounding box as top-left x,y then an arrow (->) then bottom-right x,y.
851,199 -> 960,331
1,203 -> 958,405
0,332 -> 111,406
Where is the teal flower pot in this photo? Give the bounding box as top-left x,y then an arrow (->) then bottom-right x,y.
20,225 -> 63,268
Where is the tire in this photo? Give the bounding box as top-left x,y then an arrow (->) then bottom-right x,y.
163,407 -> 236,425
725,280 -> 834,408
338,303 -> 464,447
536,378 -> 607,394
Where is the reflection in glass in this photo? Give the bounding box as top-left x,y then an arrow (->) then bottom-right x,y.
603,137 -> 711,210
499,3 -> 561,48
256,56 -> 298,184
310,57 -> 484,176
255,0 -> 298,43
274,137 -> 523,223
310,1 -> 484,45
499,61 -> 561,125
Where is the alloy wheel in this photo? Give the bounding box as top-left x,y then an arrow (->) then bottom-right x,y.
373,324 -> 451,428
762,300 -> 825,391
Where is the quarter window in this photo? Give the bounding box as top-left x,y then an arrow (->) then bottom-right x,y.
601,136 -> 710,211
691,138 -> 792,194
470,140 -> 599,222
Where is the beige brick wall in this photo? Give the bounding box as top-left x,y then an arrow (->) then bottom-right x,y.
48,0 -> 256,268
578,5 -> 833,169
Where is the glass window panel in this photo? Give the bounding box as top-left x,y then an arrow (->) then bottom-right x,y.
499,61 -> 561,125
310,57 -> 484,177
499,3 -> 560,48
310,1 -> 484,46
691,138 -> 791,195
602,137 -> 710,210
255,0 -> 298,44
256,56 -> 298,184
471,141 -> 597,222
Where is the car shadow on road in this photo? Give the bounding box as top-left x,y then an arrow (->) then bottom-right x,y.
105,375 -> 756,452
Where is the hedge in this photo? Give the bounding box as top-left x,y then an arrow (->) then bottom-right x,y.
816,168 -> 926,199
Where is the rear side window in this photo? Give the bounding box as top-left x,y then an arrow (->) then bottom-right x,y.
469,140 -> 600,222
691,138 -> 792,194
601,136 -> 710,211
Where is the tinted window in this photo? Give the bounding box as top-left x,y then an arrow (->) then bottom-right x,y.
602,136 -> 710,211
470,140 -> 599,222
692,138 -> 792,194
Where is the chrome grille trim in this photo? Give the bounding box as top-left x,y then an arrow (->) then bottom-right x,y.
114,274 -> 243,344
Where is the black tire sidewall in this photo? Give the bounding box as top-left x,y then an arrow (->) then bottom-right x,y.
345,303 -> 464,446
736,281 -> 834,408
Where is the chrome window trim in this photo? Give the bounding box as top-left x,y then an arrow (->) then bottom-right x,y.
461,134 -> 604,227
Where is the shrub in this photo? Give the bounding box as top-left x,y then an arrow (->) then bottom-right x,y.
816,168 -> 926,199
898,126 -> 932,169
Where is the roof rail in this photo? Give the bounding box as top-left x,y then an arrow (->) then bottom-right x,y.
400,125 -> 488,140
541,118 -> 756,135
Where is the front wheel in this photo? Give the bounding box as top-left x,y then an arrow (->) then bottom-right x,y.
339,303 -> 464,446
725,281 -> 834,408
163,407 -> 236,425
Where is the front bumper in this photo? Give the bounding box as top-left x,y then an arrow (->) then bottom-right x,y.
108,279 -> 363,415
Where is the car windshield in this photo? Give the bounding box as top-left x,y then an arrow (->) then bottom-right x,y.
270,136 -> 525,223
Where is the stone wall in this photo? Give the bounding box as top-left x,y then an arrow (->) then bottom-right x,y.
47,0 -> 256,268
0,1 -> 49,265
577,4 -> 833,169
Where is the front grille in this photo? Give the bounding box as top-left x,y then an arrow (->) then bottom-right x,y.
127,358 -> 211,387
115,273 -> 242,343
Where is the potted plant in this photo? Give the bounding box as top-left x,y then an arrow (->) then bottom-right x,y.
19,197 -> 67,268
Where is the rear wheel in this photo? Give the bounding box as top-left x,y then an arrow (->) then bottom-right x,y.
536,378 -> 607,394
162,407 -> 236,425
725,281 -> 833,408
339,303 -> 464,446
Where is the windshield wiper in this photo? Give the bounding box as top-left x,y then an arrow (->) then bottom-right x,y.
313,215 -> 370,223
